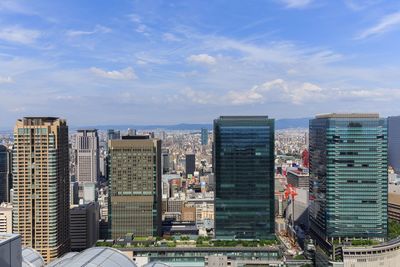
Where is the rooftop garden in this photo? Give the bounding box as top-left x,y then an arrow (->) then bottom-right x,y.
96,236 -> 279,248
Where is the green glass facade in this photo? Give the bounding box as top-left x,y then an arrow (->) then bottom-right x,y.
214,116 -> 275,240
309,114 -> 387,243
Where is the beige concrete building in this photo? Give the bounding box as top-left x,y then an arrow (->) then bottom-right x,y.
389,192 -> 400,222
109,136 -> 162,239
75,129 -> 99,183
0,203 -> 12,234
181,206 -> 196,222
13,117 -> 70,263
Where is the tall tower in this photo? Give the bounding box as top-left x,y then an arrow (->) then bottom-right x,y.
201,128 -> 208,146
13,117 -> 70,262
0,145 -> 12,203
185,154 -> 195,177
214,116 -> 275,239
309,113 -> 387,255
388,116 -> 400,173
76,129 -> 99,183
108,136 -> 162,239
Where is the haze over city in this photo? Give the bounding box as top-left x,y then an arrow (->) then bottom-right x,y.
1,0 -> 400,128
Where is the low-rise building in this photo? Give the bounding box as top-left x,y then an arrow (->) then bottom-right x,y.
0,203 -> 12,234
70,202 -> 99,251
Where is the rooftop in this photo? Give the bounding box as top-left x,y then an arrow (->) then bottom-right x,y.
47,247 -> 137,267
315,113 -> 379,119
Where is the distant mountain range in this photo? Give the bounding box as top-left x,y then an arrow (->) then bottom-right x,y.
71,118 -> 311,131
0,118 -> 311,133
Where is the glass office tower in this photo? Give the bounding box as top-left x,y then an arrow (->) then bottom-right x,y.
201,128 -> 208,146
214,116 -> 275,240
0,145 -> 12,203
309,113 -> 387,245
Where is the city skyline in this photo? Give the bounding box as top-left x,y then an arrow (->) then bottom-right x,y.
1,0 -> 400,128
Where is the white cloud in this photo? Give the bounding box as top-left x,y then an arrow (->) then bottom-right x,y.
357,11 -> 400,39
129,14 -> 141,23
0,1 -> 35,15
163,33 -> 181,42
136,24 -> 148,33
0,75 -> 13,83
0,26 -> 40,44
344,0 -> 381,11
227,79 -> 323,105
180,87 -> 217,104
66,25 -> 111,37
279,0 -> 313,8
187,54 -> 217,65
90,67 -> 137,80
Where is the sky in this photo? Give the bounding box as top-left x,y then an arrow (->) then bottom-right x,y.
1,0 -> 400,128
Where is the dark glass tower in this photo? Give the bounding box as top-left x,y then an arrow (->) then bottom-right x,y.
309,113 -> 387,247
0,145 -> 12,203
201,128 -> 208,145
214,116 -> 275,240
388,116 -> 400,173
185,154 -> 195,177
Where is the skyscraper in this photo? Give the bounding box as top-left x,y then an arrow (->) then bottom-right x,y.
0,145 -> 12,203
214,116 -> 275,239
76,129 -> 99,183
201,128 -> 208,146
13,117 -> 70,262
162,149 -> 170,174
388,116 -> 400,173
108,136 -> 162,239
107,129 -> 120,141
309,114 -> 387,254
185,154 -> 195,177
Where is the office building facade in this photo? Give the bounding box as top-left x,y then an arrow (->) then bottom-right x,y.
388,116 -> 400,173
309,114 -> 387,246
0,145 -> 12,203
214,116 -> 275,239
185,154 -> 195,177
107,129 -> 120,141
12,117 -> 70,262
201,128 -> 209,146
70,202 -> 99,252
76,129 -> 99,183
108,136 -> 162,239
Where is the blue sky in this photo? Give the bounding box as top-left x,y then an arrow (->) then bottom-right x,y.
1,0 -> 400,128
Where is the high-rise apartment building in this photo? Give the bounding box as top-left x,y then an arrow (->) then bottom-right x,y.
76,129 -> 99,183
108,136 -> 162,239
309,114 -> 387,253
0,145 -> 12,203
214,116 -> 275,239
388,116 -> 400,173
12,117 -> 70,262
201,128 -> 208,145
